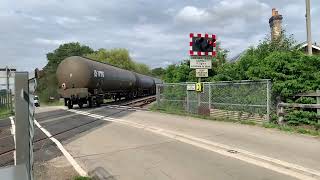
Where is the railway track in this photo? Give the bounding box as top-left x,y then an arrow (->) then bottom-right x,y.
119,95 -> 156,108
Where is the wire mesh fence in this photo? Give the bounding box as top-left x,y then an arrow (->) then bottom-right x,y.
156,80 -> 272,123
0,90 -> 13,118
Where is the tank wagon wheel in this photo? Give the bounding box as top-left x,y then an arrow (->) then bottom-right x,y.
67,100 -> 73,109
88,98 -> 93,108
96,102 -> 101,107
78,102 -> 83,109
96,99 -> 101,107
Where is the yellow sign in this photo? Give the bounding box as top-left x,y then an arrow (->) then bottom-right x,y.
196,83 -> 202,92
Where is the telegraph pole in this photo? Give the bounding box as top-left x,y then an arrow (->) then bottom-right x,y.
6,66 -> 9,92
306,0 -> 313,55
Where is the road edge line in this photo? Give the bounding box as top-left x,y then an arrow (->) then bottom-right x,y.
34,119 -> 87,177
9,116 -> 16,165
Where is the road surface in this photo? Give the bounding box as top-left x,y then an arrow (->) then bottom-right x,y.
1,105 -> 320,180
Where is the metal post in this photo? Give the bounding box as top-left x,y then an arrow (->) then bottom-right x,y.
6,66 -> 9,109
266,80 -> 271,122
317,89 -> 320,124
306,0 -> 313,55
208,83 -> 211,109
156,84 -> 160,105
6,66 -> 9,93
186,85 -> 189,112
198,77 -> 201,107
15,72 -> 32,180
10,89 -> 13,113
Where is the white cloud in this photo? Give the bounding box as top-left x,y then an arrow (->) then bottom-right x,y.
175,6 -> 210,23
84,16 -> 101,22
175,0 -> 269,25
34,38 -> 77,46
54,16 -> 79,25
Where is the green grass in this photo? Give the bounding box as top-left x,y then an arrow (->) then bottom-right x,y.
0,108 -> 13,119
41,100 -> 64,106
240,120 -> 257,126
262,122 -> 320,136
151,104 -> 320,137
73,176 -> 92,180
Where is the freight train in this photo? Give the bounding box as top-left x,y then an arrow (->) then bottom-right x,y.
56,56 -> 162,109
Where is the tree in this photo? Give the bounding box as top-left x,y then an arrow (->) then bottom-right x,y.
162,41 -> 229,83
86,48 -> 151,75
209,31 -> 320,127
134,63 -> 151,75
86,48 -> 136,70
151,67 -> 165,78
45,42 -> 94,72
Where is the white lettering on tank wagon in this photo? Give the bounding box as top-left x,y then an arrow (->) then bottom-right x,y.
94,70 -> 105,78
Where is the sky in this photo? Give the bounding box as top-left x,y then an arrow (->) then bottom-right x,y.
0,0 -> 319,71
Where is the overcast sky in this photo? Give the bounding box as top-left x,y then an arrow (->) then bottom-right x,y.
0,0 -> 319,71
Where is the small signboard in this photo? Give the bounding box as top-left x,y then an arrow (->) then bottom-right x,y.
187,84 -> 196,91
196,69 -> 208,77
196,83 -> 202,92
190,59 -> 212,69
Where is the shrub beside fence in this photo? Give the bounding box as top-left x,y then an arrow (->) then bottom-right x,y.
277,90 -> 320,128
156,80 -> 271,123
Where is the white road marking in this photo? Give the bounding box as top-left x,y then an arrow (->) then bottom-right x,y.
34,119 -> 87,177
9,116 -> 16,165
68,109 -> 320,180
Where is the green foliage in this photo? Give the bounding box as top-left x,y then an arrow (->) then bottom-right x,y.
161,31 -> 319,128
135,63 -> 151,75
295,97 -> 316,104
86,48 -> 136,70
163,61 -> 196,83
0,107 -> 12,119
85,48 -> 151,75
211,32 -> 320,127
163,41 -> 228,83
46,42 -> 94,72
214,32 -> 320,100
151,67 -> 165,78
285,110 -> 318,126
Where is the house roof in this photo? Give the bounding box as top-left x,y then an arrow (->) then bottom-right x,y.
229,50 -> 247,62
299,43 -> 320,51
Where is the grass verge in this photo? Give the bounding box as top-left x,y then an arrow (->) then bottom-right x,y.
262,123 -> 320,136
0,108 -> 13,119
73,176 -> 92,180
151,105 -> 320,137
41,100 -> 65,106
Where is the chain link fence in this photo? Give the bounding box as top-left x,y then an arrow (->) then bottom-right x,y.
0,90 -> 13,118
156,80 -> 271,123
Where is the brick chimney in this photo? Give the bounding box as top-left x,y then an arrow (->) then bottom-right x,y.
269,8 -> 283,41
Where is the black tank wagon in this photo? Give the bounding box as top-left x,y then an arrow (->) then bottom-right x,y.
56,56 -> 162,109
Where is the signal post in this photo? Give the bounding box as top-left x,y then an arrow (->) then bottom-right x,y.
189,33 -> 217,114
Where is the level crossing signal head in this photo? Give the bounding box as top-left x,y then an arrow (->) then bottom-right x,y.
189,33 -> 216,57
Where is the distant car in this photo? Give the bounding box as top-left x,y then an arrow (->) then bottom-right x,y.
34,95 -> 40,107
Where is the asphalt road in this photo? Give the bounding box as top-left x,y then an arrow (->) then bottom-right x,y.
1,105 -> 320,180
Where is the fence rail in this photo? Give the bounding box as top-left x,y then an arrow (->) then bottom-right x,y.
156,80 -> 271,123
277,90 -> 320,125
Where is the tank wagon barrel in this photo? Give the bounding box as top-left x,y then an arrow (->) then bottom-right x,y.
56,56 -> 162,109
